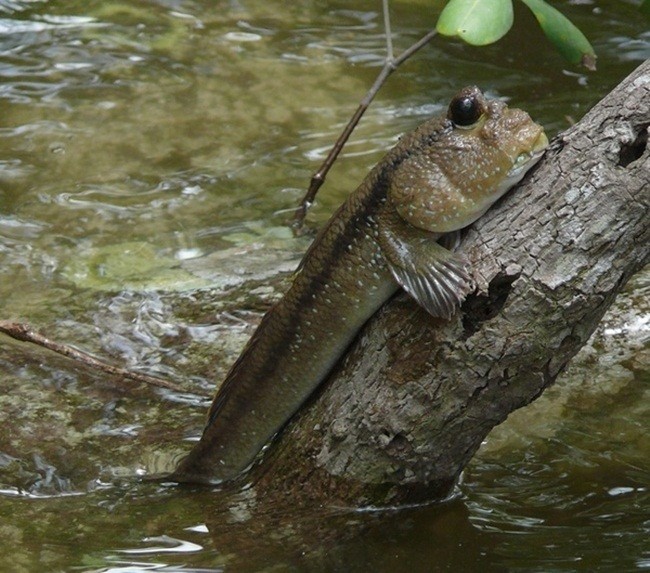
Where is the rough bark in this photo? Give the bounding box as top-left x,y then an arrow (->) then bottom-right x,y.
246,60 -> 650,508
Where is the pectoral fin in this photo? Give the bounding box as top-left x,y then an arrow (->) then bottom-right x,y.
377,218 -> 474,319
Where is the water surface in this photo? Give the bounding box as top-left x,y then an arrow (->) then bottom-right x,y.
0,0 -> 648,571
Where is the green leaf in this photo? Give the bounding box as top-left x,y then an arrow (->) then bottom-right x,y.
519,0 -> 596,70
436,0 -> 514,46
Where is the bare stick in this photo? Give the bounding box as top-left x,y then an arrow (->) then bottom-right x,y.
382,0 -> 394,61
292,10 -> 438,230
0,320 -> 191,393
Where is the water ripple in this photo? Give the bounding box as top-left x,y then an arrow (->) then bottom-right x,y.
0,15 -> 101,34
117,535 -> 203,555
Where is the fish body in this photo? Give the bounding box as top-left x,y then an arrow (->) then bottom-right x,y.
172,87 -> 548,484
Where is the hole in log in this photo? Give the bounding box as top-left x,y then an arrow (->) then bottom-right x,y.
462,270 -> 521,338
618,124 -> 648,167
386,432 -> 411,454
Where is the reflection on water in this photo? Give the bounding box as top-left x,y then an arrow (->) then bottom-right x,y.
0,0 -> 648,571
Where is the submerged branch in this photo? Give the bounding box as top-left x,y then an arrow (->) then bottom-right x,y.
0,320 -> 189,393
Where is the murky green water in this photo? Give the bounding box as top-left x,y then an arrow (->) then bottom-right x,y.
0,0 -> 648,571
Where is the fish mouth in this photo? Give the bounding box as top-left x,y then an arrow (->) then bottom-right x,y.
533,131 -> 549,153
507,131 -> 549,180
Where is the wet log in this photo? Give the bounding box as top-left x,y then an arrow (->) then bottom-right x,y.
246,60 -> 649,507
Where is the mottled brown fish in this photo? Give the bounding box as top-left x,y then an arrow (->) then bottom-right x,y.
171,86 -> 548,484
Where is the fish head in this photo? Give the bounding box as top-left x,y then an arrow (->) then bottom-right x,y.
389,86 -> 548,233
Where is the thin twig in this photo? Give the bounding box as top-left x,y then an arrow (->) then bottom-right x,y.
292,7 -> 438,231
0,320 -> 190,393
382,0 -> 394,61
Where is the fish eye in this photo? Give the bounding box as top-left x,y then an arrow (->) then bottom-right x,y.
448,93 -> 483,128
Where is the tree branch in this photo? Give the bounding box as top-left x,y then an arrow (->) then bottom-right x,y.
0,320 -> 190,393
292,10 -> 438,230
253,61 -> 650,507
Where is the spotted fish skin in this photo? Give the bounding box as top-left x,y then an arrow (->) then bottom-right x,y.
171,87 -> 547,484
173,154 -> 405,484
